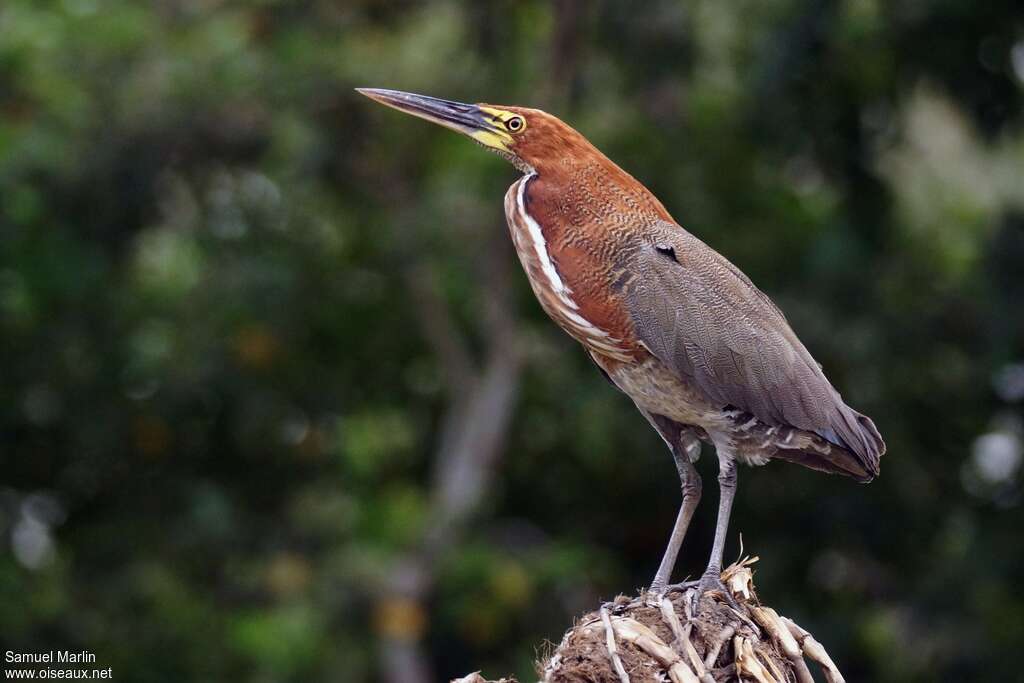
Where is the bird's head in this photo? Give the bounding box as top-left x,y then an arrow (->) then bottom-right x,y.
357,88 -> 596,175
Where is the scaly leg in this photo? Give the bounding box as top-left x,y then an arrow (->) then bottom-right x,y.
693,447 -> 739,609
649,455 -> 702,594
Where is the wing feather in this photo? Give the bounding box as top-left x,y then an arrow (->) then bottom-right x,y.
621,222 -> 884,475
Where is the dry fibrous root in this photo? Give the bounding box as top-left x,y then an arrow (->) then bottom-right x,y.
452,557 -> 845,683
452,557 -> 843,683
539,557 -> 845,683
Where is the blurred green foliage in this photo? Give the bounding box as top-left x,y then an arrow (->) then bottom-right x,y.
1,1 -> 1023,681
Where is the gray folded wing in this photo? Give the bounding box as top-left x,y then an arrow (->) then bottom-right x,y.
619,222 -> 884,474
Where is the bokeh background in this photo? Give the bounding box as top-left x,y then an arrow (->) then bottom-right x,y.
2,1 -> 1023,681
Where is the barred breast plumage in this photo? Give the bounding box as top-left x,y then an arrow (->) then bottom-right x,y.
503,173 -> 634,362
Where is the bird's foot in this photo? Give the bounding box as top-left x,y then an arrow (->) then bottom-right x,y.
659,579 -> 699,596
642,577 -> 699,611
689,569 -> 741,613
600,594 -> 635,615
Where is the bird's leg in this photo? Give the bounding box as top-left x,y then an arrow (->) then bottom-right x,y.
692,450 -> 739,610
649,452 -> 701,595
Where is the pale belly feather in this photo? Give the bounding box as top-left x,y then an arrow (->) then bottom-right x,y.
606,355 -> 819,467
607,356 -> 731,433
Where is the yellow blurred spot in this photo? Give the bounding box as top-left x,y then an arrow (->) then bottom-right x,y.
234,324 -> 279,368
265,553 -> 312,598
373,597 -> 426,641
134,415 -> 170,459
490,562 -> 532,607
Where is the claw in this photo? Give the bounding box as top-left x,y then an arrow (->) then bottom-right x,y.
600,595 -> 634,616
661,579 -> 699,595
690,571 -> 742,613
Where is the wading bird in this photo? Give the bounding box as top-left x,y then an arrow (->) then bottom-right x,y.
358,88 -> 885,604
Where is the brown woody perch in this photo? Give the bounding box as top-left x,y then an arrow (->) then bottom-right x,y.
453,558 -> 844,683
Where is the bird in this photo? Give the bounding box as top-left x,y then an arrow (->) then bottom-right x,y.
357,87 -> 885,604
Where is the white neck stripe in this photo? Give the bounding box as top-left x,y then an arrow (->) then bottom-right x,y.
515,174 -> 578,310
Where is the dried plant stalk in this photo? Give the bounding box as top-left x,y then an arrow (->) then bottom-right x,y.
453,557 -> 849,683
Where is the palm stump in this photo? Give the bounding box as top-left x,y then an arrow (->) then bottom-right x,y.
456,559 -> 845,683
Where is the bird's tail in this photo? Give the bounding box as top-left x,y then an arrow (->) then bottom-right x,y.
818,404 -> 885,482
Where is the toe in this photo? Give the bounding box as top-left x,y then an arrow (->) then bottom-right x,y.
662,579 -> 698,595
691,573 -> 740,611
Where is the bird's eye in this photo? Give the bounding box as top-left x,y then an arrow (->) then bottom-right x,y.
506,116 -> 525,133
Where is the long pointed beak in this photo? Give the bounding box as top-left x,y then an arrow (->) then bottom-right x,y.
356,88 -> 512,152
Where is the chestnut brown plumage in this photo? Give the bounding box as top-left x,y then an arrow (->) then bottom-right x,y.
358,88 -> 885,602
